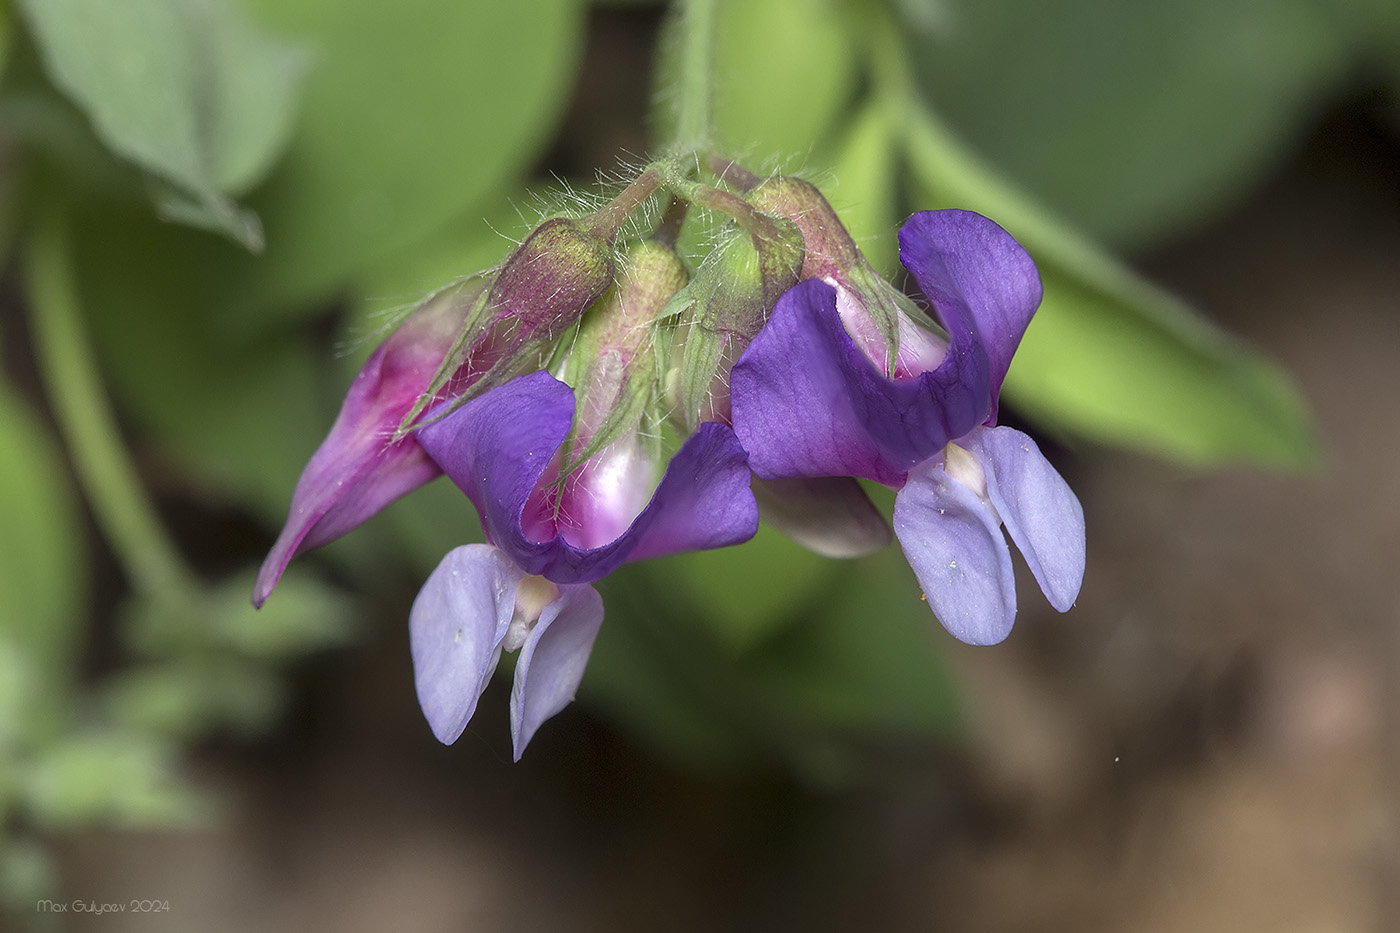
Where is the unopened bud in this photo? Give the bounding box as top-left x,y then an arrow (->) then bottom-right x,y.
565,238 -> 688,461
748,175 -> 862,283
749,175 -> 944,376
491,217 -> 616,338
674,217 -> 804,426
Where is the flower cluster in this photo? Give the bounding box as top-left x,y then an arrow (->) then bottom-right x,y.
254,161 -> 1085,757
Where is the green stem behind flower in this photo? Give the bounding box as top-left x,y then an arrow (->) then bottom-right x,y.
667,0 -> 719,155
25,208 -> 200,603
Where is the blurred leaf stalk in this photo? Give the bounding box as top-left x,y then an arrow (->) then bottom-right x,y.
1,0 -> 1384,916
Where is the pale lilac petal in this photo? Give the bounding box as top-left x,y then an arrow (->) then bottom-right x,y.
969,426 -> 1085,612
893,460 -> 1017,645
731,280 -> 987,485
409,545 -> 523,744
752,476 -> 891,558
417,373 -> 757,584
898,211 -> 1042,416
510,583 -> 605,759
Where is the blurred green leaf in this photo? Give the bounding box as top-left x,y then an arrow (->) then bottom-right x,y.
904,105 -> 1317,468
582,566 -> 776,772
1009,269 -> 1316,466
0,636 -> 39,752
743,547 -> 961,737
0,384 -> 84,675
378,476 -> 484,577
823,101 -> 901,275
122,570 -> 354,659
903,0 -> 1358,246
70,198 -> 328,521
18,0 -> 310,250
657,522 -> 838,653
208,571 -> 354,658
661,0 -> 855,163
104,658 -> 285,739
236,0 -> 585,318
23,731 -> 210,829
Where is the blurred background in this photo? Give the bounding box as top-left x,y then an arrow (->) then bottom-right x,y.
0,0 -> 1397,929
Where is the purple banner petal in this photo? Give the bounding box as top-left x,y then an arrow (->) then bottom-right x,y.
623,422 -> 759,562
731,280 -> 988,484
970,426 -> 1086,613
893,460 -> 1017,645
417,372 -> 758,584
898,211 -> 1042,417
409,545 -> 523,744
510,583 -> 605,759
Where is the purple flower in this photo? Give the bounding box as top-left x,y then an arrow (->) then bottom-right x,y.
408,370 -> 759,755
731,210 -> 1085,645
254,216 -> 616,609
409,544 -> 605,758
252,285 -> 481,608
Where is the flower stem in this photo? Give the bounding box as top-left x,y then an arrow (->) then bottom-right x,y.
25,208 -> 200,602
668,0 -> 718,155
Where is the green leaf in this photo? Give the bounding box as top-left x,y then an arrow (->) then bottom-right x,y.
580,566 -> 777,772
207,571 -> 354,658
657,521 -> 840,653
901,0 -> 1358,246
23,730 -> 211,829
743,546 -> 961,737
236,0 -> 585,317
18,0 -> 310,250
1009,269 -> 1316,466
0,384 -> 84,675
121,570 -> 354,659
104,658 -> 286,739
903,105 -> 1317,468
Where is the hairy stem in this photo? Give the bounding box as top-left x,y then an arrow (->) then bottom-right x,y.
668,0 -> 718,154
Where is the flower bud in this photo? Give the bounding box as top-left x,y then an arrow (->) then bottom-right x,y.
491,216 -> 616,338
254,277 -> 488,607
672,217 -> 804,427
401,215 -> 618,431
749,175 -> 946,379
564,237 -> 688,458
747,175 -> 862,283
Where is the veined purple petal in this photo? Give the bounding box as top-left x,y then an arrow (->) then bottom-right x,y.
968,426 -> 1085,612
898,211 -> 1042,419
409,545 -> 523,744
893,459 -> 1017,645
510,583 -> 605,760
417,372 -> 758,584
731,280 -> 986,485
623,421 -> 759,561
254,345 -> 446,607
752,476 -> 891,559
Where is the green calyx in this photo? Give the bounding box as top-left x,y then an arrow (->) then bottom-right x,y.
558,238 -> 689,474
672,214 -> 804,428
